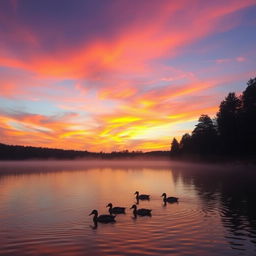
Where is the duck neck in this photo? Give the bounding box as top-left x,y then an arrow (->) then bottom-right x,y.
133,206 -> 137,215
108,205 -> 113,215
163,194 -> 167,201
93,212 -> 98,222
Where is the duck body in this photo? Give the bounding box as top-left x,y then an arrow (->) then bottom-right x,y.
130,204 -> 152,216
161,193 -> 178,203
136,208 -> 152,216
134,191 -> 150,200
106,203 -> 126,214
89,210 -> 116,223
97,214 -> 116,223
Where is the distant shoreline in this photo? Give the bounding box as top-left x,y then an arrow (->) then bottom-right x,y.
1,143 -> 255,164
0,142 -> 170,160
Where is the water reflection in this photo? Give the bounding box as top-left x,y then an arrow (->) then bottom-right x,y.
172,164 -> 256,253
0,160 -> 256,256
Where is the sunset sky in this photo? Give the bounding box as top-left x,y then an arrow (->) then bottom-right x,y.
0,0 -> 256,152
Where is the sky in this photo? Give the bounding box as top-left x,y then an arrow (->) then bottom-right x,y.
0,0 -> 256,152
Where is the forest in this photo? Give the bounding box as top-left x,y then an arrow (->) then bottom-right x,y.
0,143 -> 170,160
171,77 -> 256,160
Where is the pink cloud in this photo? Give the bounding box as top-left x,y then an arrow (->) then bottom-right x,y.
236,56 -> 246,62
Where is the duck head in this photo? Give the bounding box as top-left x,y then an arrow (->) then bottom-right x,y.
89,210 -> 98,216
106,203 -> 112,208
161,193 -> 167,197
134,191 -> 139,196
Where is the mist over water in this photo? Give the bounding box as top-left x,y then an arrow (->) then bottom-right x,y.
0,160 -> 256,256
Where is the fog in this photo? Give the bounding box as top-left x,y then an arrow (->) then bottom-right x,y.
0,159 -> 255,175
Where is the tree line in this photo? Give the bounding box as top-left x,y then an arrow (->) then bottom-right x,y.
0,143 -> 170,160
171,77 -> 256,159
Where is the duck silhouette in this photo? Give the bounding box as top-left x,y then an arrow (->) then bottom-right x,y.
134,191 -> 150,200
106,203 -> 126,214
89,209 -> 116,223
130,204 -> 152,217
161,193 -> 179,203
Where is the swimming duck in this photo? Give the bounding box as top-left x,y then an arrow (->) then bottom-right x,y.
134,191 -> 150,200
161,193 -> 178,203
106,203 -> 126,214
89,210 -> 116,223
130,204 -> 152,216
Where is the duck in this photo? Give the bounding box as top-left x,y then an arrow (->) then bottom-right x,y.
89,210 -> 116,223
106,203 -> 126,214
161,193 -> 179,203
130,204 -> 152,216
134,191 -> 150,200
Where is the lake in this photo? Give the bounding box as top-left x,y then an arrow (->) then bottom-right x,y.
0,160 -> 256,256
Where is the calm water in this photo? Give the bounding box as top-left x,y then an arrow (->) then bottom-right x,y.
0,160 -> 256,256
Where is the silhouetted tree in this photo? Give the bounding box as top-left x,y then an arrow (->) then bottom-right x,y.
191,115 -> 218,155
216,92 -> 242,154
242,78 -> 256,111
179,133 -> 192,153
240,77 -> 256,154
170,138 -> 180,156
170,77 -> 256,160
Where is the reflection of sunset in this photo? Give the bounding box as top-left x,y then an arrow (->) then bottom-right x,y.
1,161 -> 255,255
0,1 -> 255,151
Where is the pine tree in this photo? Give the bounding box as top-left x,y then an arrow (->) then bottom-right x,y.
192,115 -> 218,155
216,92 -> 241,154
170,138 -> 180,156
